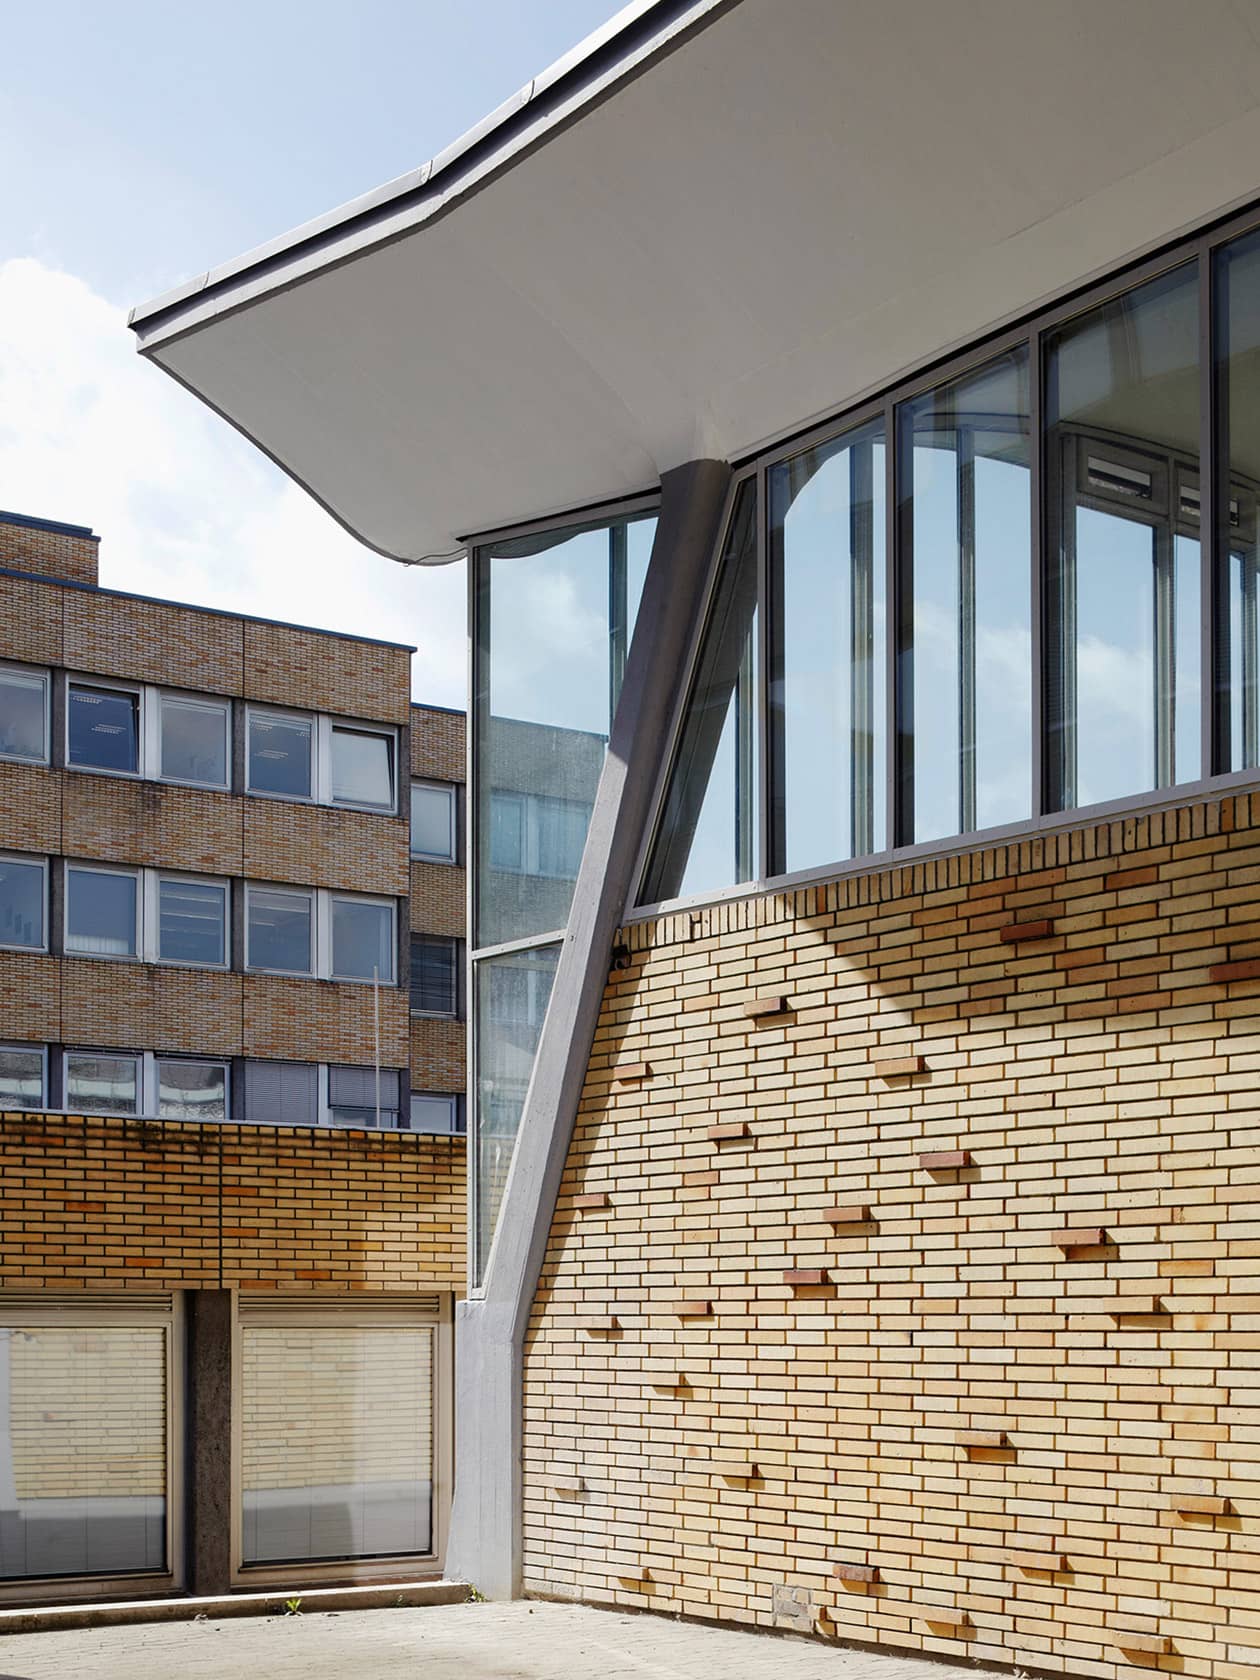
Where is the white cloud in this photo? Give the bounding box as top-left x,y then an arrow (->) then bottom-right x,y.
0,257 -> 466,708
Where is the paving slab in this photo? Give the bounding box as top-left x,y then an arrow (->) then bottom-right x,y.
0,1599 -> 982,1680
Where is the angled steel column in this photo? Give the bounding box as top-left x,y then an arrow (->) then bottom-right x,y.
446,458 -> 731,1598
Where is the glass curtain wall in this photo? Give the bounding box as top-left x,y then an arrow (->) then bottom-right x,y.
471,509 -> 656,1284
642,224 -> 1260,910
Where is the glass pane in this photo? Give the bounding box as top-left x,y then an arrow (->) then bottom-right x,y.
410,784 -> 455,859
641,481 -> 760,903
157,1060 -> 227,1120
67,685 -> 138,773
475,512 -> 656,948
241,1323 -> 433,1564
0,857 -> 44,949
1046,263 -> 1200,808
0,1046 -> 43,1109
248,713 -> 312,799
1217,230 -> 1260,771
332,899 -> 394,982
331,728 -> 394,809
65,1053 -> 138,1116
247,888 -> 312,974
410,1093 -> 457,1134
0,670 -> 47,761
474,943 -> 559,1280
0,1323 -> 167,1580
410,936 -> 456,1015
160,698 -> 228,786
899,350 -> 1032,841
769,422 -> 886,873
65,868 -> 136,957
157,878 -> 226,967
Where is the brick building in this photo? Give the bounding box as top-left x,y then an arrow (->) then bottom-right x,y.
0,508 -> 466,1601
116,1 -> 1260,1674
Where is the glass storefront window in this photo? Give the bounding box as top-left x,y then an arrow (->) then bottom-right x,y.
0,1319 -> 168,1582
1045,263 -> 1201,808
240,1320 -> 434,1565
769,421 -> 886,873
473,943 -> 559,1281
641,481 -> 759,903
899,349 -> 1032,840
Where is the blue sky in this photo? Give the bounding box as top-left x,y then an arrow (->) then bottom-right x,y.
0,0 -> 621,706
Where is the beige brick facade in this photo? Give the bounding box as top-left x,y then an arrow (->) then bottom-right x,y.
0,519 -> 98,589
521,791 -> 1260,1680
411,705 -> 464,784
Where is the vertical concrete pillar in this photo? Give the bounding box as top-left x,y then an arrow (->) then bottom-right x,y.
185,1288 -> 234,1595
446,458 -> 732,1597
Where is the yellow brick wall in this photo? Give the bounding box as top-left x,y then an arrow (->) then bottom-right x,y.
0,1112 -> 465,1292
0,523 -> 98,588
522,791 -> 1260,1678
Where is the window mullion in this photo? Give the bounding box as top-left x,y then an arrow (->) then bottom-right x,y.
957,424 -> 977,834
1201,243 -> 1223,778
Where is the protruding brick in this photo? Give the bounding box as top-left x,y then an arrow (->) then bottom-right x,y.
1209,957 -> 1260,984
572,1192 -> 610,1210
1172,1494 -> 1230,1516
682,1170 -> 720,1188
707,1458 -> 757,1479
1113,1631 -> 1170,1656
706,1122 -> 750,1143
874,1053 -> 927,1079
613,1062 -> 650,1083
783,1268 -> 827,1285
1000,918 -> 1053,943
552,1481 -> 584,1499
956,1429 -> 1009,1450
1050,1227 -> 1106,1248
743,993 -> 790,1018
833,1562 -> 879,1583
675,1300 -> 712,1317
825,1204 -> 872,1224
575,1315 -> 620,1334
921,1150 -> 970,1171
1008,1548 -> 1067,1571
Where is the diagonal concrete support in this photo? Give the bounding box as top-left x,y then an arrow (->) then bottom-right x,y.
446,458 -> 731,1598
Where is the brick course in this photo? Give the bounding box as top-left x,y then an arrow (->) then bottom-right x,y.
521,790 -> 1260,1680
410,706 -> 464,784
0,520 -> 98,588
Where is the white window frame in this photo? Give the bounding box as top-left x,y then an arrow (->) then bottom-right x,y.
153,688 -> 232,790
65,672 -> 231,790
65,673 -> 143,779
245,883 -> 396,985
0,1041 -> 47,1110
148,870 -> 231,970
409,1091 -> 462,1135
327,891 -> 397,984
0,851 -> 48,953
151,1053 -> 230,1121
63,1047 -> 142,1116
409,933 -> 460,1019
0,661 -> 51,766
64,860 -> 141,960
244,882 -> 315,976
410,779 -> 458,861
246,705 -> 398,813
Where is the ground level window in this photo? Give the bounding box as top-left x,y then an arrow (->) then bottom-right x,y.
0,1296 -> 176,1591
237,1301 -> 445,1571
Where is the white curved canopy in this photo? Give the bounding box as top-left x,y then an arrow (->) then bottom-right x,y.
131,0 -> 1260,562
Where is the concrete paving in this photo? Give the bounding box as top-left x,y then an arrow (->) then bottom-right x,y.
0,1599 -> 979,1680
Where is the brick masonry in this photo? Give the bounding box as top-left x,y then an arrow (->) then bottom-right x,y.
0,520 -> 98,589
0,1111 -> 465,1292
521,791 -> 1260,1679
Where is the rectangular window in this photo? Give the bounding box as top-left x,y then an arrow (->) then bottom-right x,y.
410,935 -> 458,1016
156,1058 -> 228,1121
247,710 -> 313,800
331,725 -> 395,810
0,665 -> 49,763
159,694 -> 229,787
245,885 -> 313,975
331,896 -> 395,983
242,1059 -> 319,1127
65,865 -> 138,958
156,876 -> 228,968
769,419 -> 887,873
410,1092 -> 461,1135
327,1065 -> 402,1128
410,782 -> 457,861
488,791 -> 525,872
898,349 -> 1032,842
0,1043 -> 45,1110
0,1304 -> 174,1585
67,682 -> 140,774
1045,263 -> 1200,809
64,1050 -> 139,1116
0,854 -> 46,950
239,1311 -> 436,1566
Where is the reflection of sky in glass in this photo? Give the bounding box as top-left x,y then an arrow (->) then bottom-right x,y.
1075,507 -> 1155,807
490,528 -> 611,735
775,434 -> 886,873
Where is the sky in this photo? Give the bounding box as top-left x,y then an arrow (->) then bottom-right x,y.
0,0 -> 622,708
